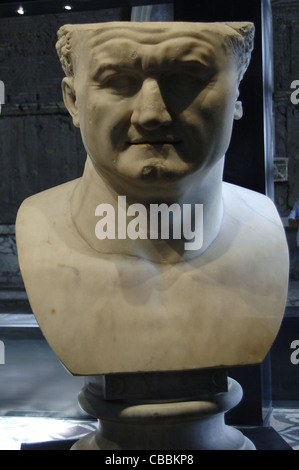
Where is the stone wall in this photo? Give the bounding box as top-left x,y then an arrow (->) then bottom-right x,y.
272,0 -> 299,216
271,0 -> 299,276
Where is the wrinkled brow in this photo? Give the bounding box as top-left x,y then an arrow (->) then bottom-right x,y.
86,39 -> 218,79
90,59 -> 216,84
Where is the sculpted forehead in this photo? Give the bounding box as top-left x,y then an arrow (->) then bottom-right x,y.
76,38 -> 219,76
71,22 -> 239,74
68,21 -> 246,43
56,21 -> 254,79
73,21 -> 234,43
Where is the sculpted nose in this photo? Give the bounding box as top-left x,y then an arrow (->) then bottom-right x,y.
131,78 -> 172,130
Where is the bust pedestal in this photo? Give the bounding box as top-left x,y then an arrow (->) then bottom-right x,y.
71,370 -> 255,450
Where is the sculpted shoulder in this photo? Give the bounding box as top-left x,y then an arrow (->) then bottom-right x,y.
17,178 -> 79,220
16,179 -> 80,242
222,182 -> 282,225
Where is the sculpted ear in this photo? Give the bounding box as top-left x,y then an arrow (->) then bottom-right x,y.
234,100 -> 243,120
62,77 -> 80,128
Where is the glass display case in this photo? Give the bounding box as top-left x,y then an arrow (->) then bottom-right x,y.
0,0 -> 297,450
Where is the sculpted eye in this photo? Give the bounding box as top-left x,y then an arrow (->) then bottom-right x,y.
166,73 -> 205,94
100,73 -> 141,96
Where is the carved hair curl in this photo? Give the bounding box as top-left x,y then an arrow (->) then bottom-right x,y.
56,25 -> 74,77
225,22 -> 255,82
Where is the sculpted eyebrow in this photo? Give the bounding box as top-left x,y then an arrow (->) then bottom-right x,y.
165,59 -> 217,77
169,59 -> 210,70
90,58 -> 215,82
92,62 -> 140,80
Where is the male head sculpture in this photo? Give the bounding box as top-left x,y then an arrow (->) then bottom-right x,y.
56,22 -> 253,200
15,22 -> 289,375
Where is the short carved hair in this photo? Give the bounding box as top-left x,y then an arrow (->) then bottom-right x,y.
56,25 -> 74,77
223,22 -> 255,83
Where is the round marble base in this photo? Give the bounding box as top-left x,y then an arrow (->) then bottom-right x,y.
71,377 -> 255,450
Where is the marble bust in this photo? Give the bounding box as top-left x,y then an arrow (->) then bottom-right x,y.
16,22 -> 289,376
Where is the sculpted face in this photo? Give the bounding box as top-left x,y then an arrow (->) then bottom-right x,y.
60,22 -> 253,196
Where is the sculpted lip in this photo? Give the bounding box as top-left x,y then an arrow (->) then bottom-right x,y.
127,140 -> 181,145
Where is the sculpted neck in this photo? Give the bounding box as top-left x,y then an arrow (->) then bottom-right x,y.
70,156 -> 224,263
